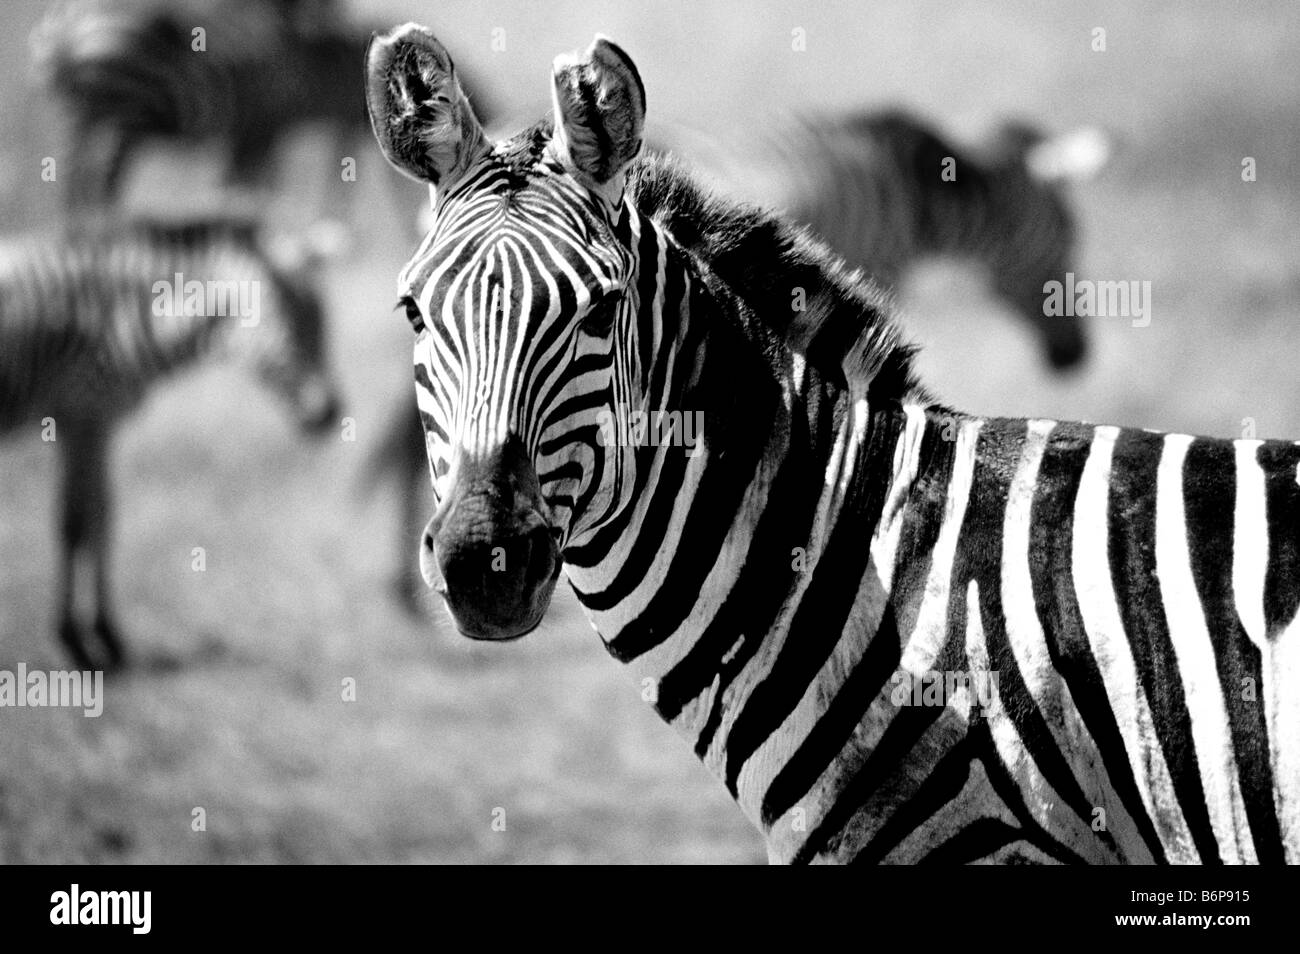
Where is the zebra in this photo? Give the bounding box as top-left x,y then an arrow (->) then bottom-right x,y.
367,110 -> 1109,612
657,110 -> 1110,371
29,0 -> 499,210
0,217 -> 341,670
364,24 -> 1299,863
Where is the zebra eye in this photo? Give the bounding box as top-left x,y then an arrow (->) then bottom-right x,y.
580,292 -> 620,337
397,296 -> 425,334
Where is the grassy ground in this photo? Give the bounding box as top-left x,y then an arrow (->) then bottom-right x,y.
1,0 -> 1297,863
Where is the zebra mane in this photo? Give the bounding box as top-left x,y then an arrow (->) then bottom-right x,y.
624,152 -> 932,405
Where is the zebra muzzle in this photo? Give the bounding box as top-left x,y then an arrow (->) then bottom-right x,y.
423,521 -> 560,640
419,437 -> 562,640
293,377 -> 342,435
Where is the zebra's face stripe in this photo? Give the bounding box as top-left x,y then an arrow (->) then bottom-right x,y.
399,162 -> 639,638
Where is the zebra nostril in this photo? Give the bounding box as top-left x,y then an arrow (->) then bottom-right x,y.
422,532 -> 435,553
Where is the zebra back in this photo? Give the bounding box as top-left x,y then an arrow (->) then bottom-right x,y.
33,0 -> 268,138
32,0 -> 502,206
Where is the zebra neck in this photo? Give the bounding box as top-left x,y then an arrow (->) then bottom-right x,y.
143,242 -> 270,373
581,368 -> 1300,862
143,302 -> 222,376
570,369 -> 972,832
918,161 -> 998,259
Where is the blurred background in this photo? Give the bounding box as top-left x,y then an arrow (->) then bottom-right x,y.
0,0 -> 1297,863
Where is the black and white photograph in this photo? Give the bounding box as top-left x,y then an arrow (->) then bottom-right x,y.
0,0 -> 1297,900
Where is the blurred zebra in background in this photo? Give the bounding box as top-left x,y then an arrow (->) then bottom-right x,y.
658,110 -> 1110,371
369,110 -> 1110,612
0,218 -> 340,669
366,27 -> 1298,864
29,0 -> 499,211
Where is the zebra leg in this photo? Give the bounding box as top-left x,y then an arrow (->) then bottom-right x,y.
227,130 -> 278,192
65,124 -> 131,210
56,537 -> 95,672
364,402 -> 432,614
57,422 -> 125,670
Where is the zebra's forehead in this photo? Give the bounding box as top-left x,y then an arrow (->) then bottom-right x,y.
398,227 -> 619,308
397,198 -> 629,314
393,125 -> 636,316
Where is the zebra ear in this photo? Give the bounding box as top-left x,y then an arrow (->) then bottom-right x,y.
550,35 -> 646,200
1025,127 -> 1113,183
365,23 -> 488,189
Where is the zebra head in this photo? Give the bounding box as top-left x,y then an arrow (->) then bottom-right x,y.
120,217 -> 342,434
980,122 -> 1112,370
366,25 -> 647,639
254,225 -> 343,435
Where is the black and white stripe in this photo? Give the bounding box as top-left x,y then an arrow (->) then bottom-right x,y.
371,110 -> 1106,604
0,217 -> 339,669
371,27 -> 1296,864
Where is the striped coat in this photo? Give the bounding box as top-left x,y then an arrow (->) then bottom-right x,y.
365,24 -> 1296,863
368,112 -> 1108,609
